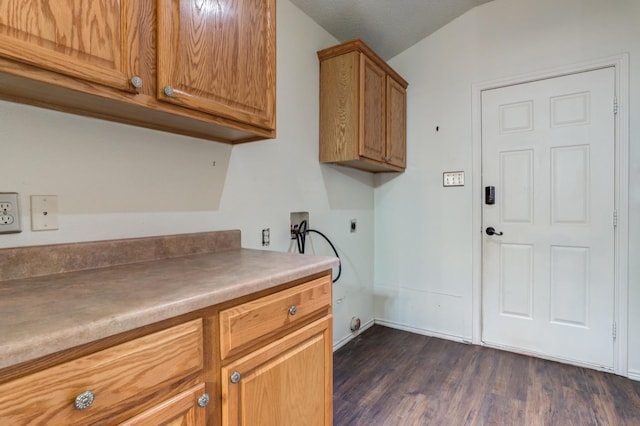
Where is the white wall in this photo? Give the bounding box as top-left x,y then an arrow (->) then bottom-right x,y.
376,0 -> 640,375
0,0 -> 374,348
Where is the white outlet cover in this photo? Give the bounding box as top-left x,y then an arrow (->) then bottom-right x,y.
31,195 -> 59,231
0,192 -> 21,233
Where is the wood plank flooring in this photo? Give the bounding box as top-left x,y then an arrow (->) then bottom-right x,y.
333,325 -> 640,425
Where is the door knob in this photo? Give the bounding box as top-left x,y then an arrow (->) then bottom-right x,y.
485,227 -> 503,236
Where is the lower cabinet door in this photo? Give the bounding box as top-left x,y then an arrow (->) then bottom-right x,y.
222,318 -> 332,426
119,383 -> 207,426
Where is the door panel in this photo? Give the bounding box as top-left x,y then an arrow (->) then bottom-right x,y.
386,76 -> 407,167
481,67 -> 615,368
360,56 -> 385,162
157,0 -> 276,130
221,319 -> 332,426
0,0 -> 133,91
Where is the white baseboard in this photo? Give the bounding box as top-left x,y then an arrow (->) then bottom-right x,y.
628,369 -> 640,381
373,319 -> 470,344
332,318 -> 375,352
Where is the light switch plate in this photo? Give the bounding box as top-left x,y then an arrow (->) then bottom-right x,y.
443,171 -> 465,187
31,195 -> 59,231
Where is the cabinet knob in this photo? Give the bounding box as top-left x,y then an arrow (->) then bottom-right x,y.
197,393 -> 210,408
288,305 -> 297,316
164,86 -> 175,97
230,371 -> 241,384
74,390 -> 95,410
130,76 -> 143,89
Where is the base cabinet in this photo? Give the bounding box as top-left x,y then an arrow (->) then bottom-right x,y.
0,273 -> 333,425
222,319 -> 332,426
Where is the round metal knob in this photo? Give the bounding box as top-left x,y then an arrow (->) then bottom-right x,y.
197,393 -> 210,408
74,390 -> 95,410
164,86 -> 175,97
130,75 -> 143,89
230,371 -> 241,384
288,305 -> 297,316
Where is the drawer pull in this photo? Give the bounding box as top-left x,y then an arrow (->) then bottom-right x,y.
197,393 -> 210,408
288,305 -> 297,316
164,86 -> 175,97
230,371 -> 241,384
74,390 -> 95,410
130,76 -> 143,89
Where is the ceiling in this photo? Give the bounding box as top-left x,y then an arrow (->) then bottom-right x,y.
290,0 -> 494,60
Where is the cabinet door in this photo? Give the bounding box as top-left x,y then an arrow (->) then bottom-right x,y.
222,318 -> 332,426
360,55 -> 386,162
386,77 -> 407,168
119,383 -> 206,426
0,0 -> 134,91
157,0 -> 276,130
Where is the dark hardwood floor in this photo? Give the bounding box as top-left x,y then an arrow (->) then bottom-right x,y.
333,325 -> 640,425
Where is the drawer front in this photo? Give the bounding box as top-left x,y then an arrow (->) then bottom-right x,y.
0,319 -> 203,425
220,275 -> 332,360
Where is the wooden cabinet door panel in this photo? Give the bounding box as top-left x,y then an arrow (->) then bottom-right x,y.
318,51 -> 359,163
119,383 -> 206,426
360,55 -> 386,162
157,0 -> 276,130
386,77 -> 407,168
0,0 -> 133,91
222,318 -> 332,426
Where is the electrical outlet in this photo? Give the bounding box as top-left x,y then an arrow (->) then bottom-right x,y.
290,212 -> 309,238
0,192 -> 21,234
261,228 -> 270,247
31,195 -> 59,231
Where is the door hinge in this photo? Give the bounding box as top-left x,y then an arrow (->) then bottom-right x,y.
614,97 -> 618,115
613,210 -> 618,228
612,322 -> 617,341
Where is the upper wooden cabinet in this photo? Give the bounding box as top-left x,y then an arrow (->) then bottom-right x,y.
0,0 -> 134,92
0,0 -> 276,143
318,39 -> 408,172
157,0 -> 276,130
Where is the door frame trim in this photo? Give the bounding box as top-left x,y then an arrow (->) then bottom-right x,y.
471,54 -> 630,376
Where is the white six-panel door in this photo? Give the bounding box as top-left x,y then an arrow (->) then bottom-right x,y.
481,67 -> 616,369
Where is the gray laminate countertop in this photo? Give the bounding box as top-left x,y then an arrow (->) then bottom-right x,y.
0,248 -> 337,370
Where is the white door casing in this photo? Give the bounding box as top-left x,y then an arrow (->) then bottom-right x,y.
481,67 -> 616,369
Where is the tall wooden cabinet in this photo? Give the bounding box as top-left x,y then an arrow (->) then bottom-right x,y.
318,39 -> 408,172
0,0 -> 276,143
